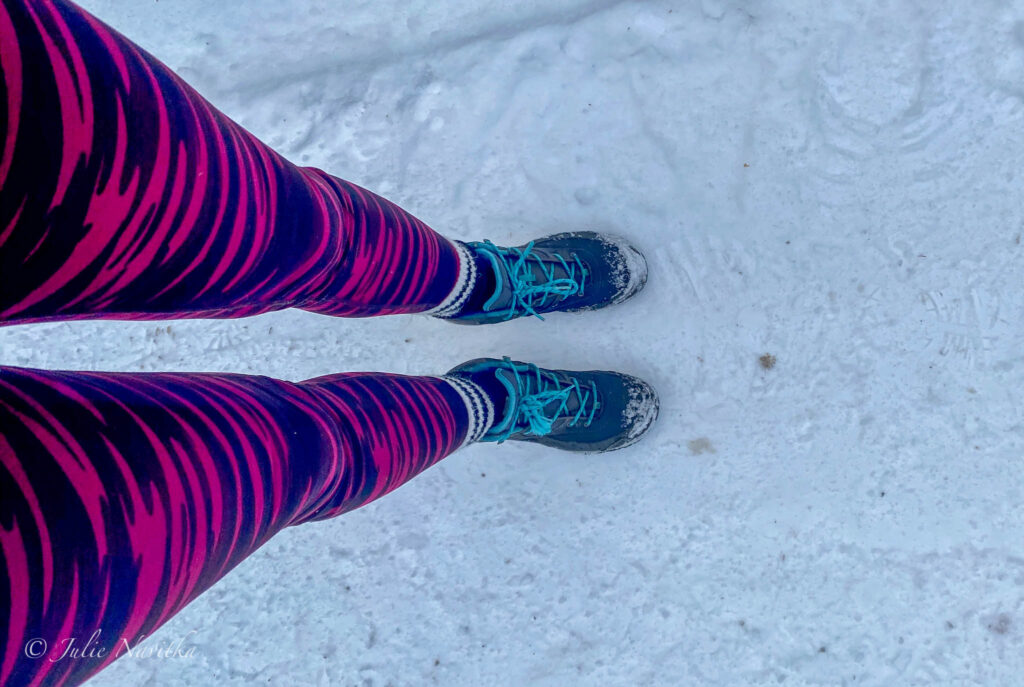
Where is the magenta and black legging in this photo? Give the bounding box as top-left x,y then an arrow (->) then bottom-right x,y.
0,1 -> 494,686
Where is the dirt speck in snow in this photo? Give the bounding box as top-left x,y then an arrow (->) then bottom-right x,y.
985,613 -> 1012,635
687,437 -> 716,455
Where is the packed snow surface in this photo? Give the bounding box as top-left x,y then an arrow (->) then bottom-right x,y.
5,0 -> 1024,684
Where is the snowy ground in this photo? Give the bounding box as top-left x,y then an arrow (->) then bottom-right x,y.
5,0 -> 1024,684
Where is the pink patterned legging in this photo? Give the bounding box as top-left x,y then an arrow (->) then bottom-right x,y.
0,1 -> 490,685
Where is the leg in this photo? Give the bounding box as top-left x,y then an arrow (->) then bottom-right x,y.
0,364 -> 493,687
0,0 -> 470,324
0,356 -> 658,687
1,0 -> 648,328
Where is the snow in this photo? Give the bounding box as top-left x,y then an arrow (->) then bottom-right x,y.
599,233 -> 649,302
5,0 -> 1024,684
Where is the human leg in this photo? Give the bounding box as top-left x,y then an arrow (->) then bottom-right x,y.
0,0 -> 464,324
0,363 -> 492,687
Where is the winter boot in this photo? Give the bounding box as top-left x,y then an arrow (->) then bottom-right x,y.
433,232 -> 648,324
446,357 -> 658,453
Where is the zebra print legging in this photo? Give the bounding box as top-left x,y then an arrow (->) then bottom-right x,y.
0,1 -> 492,685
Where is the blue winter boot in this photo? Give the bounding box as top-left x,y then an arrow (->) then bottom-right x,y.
446,357 -> 658,453
432,232 -> 648,324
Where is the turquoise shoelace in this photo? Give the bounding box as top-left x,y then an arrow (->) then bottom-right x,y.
474,240 -> 588,321
489,358 -> 600,442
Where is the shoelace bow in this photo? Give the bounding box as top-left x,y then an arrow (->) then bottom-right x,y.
478,240 -> 588,320
491,358 -> 600,442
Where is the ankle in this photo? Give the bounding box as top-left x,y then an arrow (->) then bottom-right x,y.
443,369 -> 508,444
459,247 -> 500,316
463,368 -> 511,420
429,241 -> 497,319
